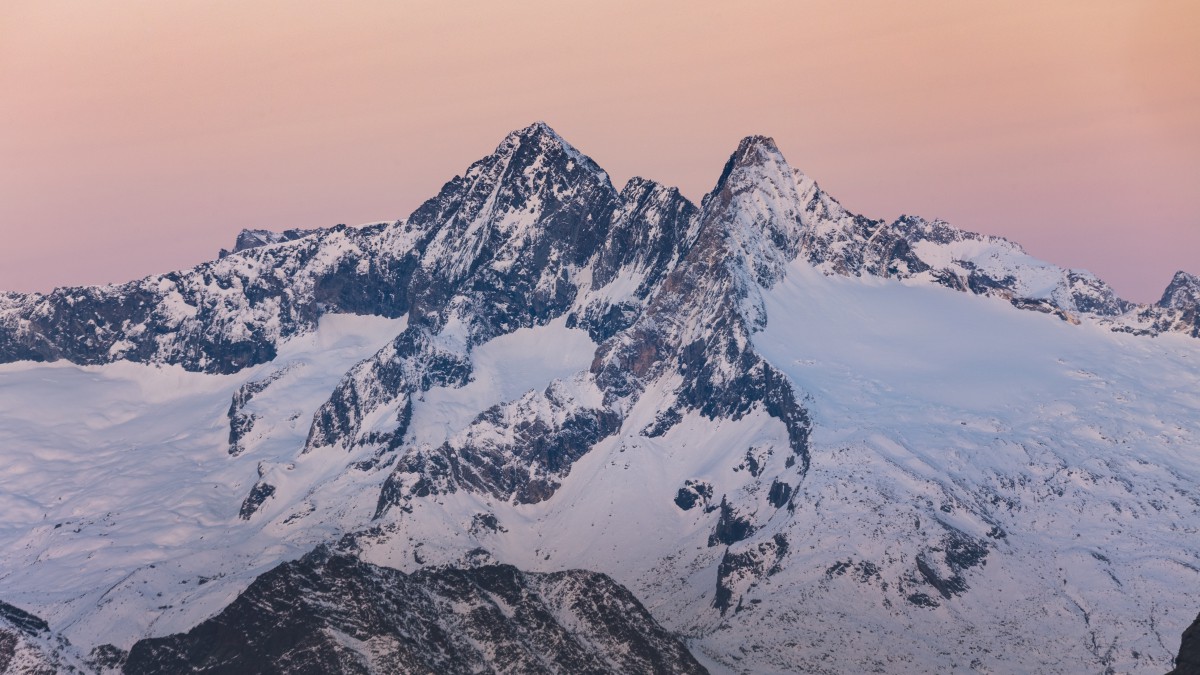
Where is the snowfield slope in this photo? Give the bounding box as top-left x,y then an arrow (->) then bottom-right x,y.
0,123 -> 1198,673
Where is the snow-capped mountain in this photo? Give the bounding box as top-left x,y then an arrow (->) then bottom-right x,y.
1,123 -> 1198,674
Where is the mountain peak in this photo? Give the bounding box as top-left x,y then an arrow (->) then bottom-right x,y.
697,135 -> 807,290
709,134 -> 793,201
1159,270 -> 1200,309
507,120 -> 559,144
499,121 -> 586,163
736,134 -> 780,154
1170,270 -> 1199,285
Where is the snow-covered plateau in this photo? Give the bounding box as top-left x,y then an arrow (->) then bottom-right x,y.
0,123 -> 1197,674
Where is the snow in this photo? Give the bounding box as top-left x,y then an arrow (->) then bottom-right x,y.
408,318 -> 596,448
0,312 -> 406,649
744,258 -> 1200,672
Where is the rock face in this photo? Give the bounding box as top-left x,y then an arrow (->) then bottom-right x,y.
0,600 -> 75,675
369,133 -> 813,519
123,546 -> 707,675
1172,612 -> 1200,675
1155,271 -> 1200,337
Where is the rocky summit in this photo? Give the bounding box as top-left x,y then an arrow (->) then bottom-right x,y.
120,546 -> 706,675
0,123 -> 1198,673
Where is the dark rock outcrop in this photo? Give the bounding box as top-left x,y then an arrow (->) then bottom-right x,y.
674,479 -> 714,512
712,533 -> 788,615
1170,612 -> 1200,675
0,601 -> 48,636
238,482 -> 276,520
1153,271 -> 1200,338
910,525 -> 990,603
123,546 -> 707,675
0,601 -> 62,674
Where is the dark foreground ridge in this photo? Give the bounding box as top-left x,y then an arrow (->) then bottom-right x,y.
1171,611 -> 1200,675
121,546 -> 708,675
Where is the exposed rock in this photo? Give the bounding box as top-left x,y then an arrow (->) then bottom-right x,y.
0,601 -> 48,636
713,533 -> 788,615
707,496 -> 755,547
0,602 -> 67,675
378,381 -> 621,512
238,482 -> 276,520
220,228 -> 323,257
766,480 -> 792,509
912,525 -> 989,600
1170,611 -> 1200,675
0,222 -> 416,374
674,479 -> 714,512
123,546 -> 707,675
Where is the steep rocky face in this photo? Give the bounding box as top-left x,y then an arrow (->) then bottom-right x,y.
590,136 -> 813,457
573,177 -> 701,342
1152,271 -> 1200,338
122,546 -> 707,675
795,179 -> 929,280
1160,271 -> 1200,311
0,600 -> 78,674
300,123 -> 626,456
1171,612 -> 1200,675
373,135 -> 813,518
302,125 -> 709,472
377,377 -> 621,510
403,122 -> 620,340
591,178 -> 699,296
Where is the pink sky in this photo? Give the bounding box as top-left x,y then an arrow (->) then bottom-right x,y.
1,1 -> 1196,302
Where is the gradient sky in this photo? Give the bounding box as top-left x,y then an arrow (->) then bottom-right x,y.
2,1 -> 1196,302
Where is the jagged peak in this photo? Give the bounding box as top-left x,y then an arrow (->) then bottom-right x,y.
1169,270 -> 1200,285
619,176 -> 687,203
735,134 -> 780,155
511,120 -> 558,141
461,121 -> 613,196
407,121 -> 615,236
691,135 -> 809,293
710,135 -> 791,197
497,121 -> 595,170
888,213 -> 1027,252
1159,270 -> 1200,309
503,120 -> 563,150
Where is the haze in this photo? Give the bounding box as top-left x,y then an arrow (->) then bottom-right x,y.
1,0 -> 1196,302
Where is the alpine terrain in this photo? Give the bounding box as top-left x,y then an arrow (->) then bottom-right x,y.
1,123 -> 1198,673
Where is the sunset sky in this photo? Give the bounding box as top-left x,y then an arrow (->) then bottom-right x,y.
1,1 -> 1196,302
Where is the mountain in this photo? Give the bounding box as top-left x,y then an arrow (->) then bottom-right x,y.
120,546 -> 706,675
0,122 -> 1198,673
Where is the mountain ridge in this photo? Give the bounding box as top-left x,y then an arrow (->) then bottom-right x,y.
0,123 -> 1198,673
2,127 -> 1193,381
1,125 -> 1194,377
